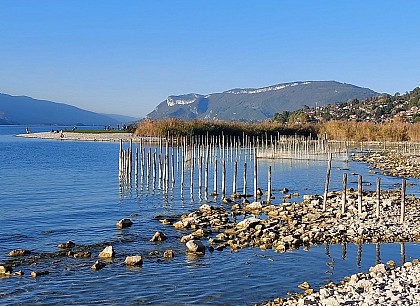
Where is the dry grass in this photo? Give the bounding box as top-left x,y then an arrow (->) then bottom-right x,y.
134,118 -> 420,142
134,118 -> 316,138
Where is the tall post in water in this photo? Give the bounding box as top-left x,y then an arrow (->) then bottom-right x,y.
267,166 -> 272,204
221,160 -> 226,198
135,147 -> 138,180
213,158 -> 218,196
358,175 -> 363,214
152,151 -> 156,186
243,162 -> 247,197
322,153 -> 332,212
253,147 -> 257,201
400,178 -> 406,223
180,149 -> 184,192
341,172 -> 347,214
376,177 -> 381,218
232,160 -> 237,196
129,138 -> 133,179
171,152 -> 175,188
141,147 -> 145,182
204,144 -> 209,196
119,140 -> 123,178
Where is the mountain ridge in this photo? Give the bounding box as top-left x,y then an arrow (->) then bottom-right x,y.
0,93 -> 129,125
147,81 -> 380,121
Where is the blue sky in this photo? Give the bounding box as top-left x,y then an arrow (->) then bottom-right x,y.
1,0 -> 419,117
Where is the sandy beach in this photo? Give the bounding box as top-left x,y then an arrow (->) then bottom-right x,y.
16,131 -> 138,142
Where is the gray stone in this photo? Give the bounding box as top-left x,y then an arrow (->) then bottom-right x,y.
124,255 -> 143,266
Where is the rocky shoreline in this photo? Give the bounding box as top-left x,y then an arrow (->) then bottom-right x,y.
264,259 -> 420,305
165,188 -> 420,253
353,151 -> 420,178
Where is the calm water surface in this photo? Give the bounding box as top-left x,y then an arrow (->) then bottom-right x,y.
1,125 -> 419,305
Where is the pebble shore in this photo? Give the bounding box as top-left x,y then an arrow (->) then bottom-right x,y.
16,131 -> 136,142
264,259 -> 420,306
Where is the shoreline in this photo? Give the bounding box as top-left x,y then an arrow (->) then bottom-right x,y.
264,259 -> 420,305
17,131 -> 141,142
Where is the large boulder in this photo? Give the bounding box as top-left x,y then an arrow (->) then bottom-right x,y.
186,240 -> 206,254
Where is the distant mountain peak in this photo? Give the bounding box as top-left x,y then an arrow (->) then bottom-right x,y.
147,80 -> 380,121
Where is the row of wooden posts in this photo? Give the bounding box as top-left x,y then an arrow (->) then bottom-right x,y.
322,153 -> 407,223
119,136 -> 408,223
118,137 -> 265,201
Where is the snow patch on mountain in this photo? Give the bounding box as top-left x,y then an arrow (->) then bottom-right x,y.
225,81 -> 312,95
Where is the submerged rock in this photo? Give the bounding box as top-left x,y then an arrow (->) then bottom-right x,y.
31,270 -> 49,278
116,218 -> 133,229
72,251 -> 91,258
0,265 -> 13,275
8,249 -> 31,257
57,241 -> 76,249
150,231 -> 167,242
163,249 -> 174,259
91,260 -> 106,271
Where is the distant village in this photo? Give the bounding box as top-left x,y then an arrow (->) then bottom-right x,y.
274,87 -> 420,124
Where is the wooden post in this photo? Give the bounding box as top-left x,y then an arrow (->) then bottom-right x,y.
141,147 -> 145,181
400,242 -> 405,265
375,243 -> 380,265
341,172 -> 347,214
119,139 -> 123,178
213,158 -> 217,195
243,162 -> 247,196
400,178 -> 406,223
171,152 -> 175,188
358,175 -> 362,214
204,145 -> 209,195
152,150 -> 156,185
135,147 -> 138,179
323,153 -> 332,212
267,166 -> 272,204
158,154 -> 162,188
253,147 -> 257,201
221,160 -> 226,198
232,160 -> 237,196
376,177 -> 381,218
146,149 -> 150,182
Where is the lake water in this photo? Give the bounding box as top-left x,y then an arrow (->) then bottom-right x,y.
1,125 -> 419,305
